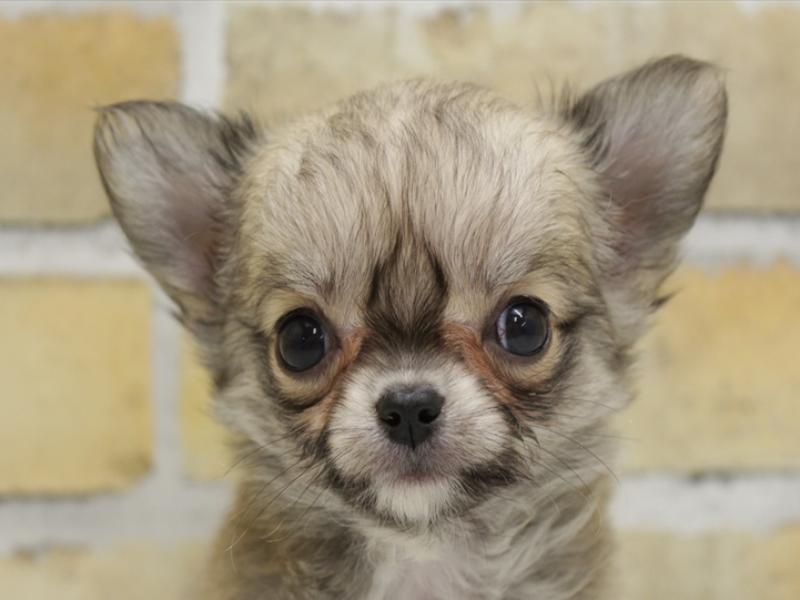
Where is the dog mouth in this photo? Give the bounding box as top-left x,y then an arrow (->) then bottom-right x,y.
324,449 -> 521,526
373,438 -> 463,483
324,441 -> 520,525
393,469 -> 442,483
388,458 -> 448,484
322,448 -> 454,520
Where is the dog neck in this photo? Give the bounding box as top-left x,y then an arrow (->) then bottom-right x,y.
206,474 -> 611,600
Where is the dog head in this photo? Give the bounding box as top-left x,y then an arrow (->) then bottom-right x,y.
95,56 -> 726,526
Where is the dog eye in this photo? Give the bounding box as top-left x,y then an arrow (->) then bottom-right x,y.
496,299 -> 549,356
277,313 -> 328,372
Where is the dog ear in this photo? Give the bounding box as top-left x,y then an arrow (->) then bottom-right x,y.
565,55 -> 727,309
94,102 -> 258,321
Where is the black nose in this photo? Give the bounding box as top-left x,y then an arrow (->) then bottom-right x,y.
376,385 -> 444,449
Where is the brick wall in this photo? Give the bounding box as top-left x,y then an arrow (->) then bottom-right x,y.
1,1 -> 798,598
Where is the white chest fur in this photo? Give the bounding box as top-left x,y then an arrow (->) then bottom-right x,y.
364,536 -> 500,600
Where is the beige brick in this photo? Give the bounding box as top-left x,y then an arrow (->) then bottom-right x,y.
618,527 -> 800,600
614,2 -> 800,212
419,4 -> 615,109
181,336 -> 232,480
0,12 -> 178,223
226,3 -> 800,213
0,279 -> 153,493
224,5 -> 613,124
225,7 -> 401,123
618,264 -> 800,472
0,542 -> 206,600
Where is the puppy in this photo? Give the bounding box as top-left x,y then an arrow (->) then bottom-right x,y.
94,55 -> 726,599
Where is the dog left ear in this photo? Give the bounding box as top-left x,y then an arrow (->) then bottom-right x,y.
94,102 -> 258,321
566,55 -> 727,307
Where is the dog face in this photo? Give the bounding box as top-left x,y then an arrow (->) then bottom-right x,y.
95,57 -> 726,526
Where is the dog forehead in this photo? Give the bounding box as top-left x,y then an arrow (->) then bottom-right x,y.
238,81 -> 592,306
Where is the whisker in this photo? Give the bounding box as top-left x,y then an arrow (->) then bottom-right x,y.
227,460 -> 318,554
228,454 -> 310,548
529,424 -> 619,483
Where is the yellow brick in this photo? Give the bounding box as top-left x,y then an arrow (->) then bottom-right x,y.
420,4 -> 615,110
0,12 -> 179,223
618,264 -> 800,472
224,5 -> 613,125
225,3 -> 800,213
0,542 -> 206,600
180,336 -> 232,480
618,527 -> 800,600
225,7 -> 401,123
609,2 -> 800,212
0,279 -> 153,493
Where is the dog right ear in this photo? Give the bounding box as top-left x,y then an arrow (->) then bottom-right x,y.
94,102 -> 258,321
563,56 -> 727,334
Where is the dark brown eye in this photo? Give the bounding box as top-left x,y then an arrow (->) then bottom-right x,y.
277,313 -> 328,372
496,299 -> 549,356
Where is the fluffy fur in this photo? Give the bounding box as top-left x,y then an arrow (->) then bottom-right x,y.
94,56 -> 727,599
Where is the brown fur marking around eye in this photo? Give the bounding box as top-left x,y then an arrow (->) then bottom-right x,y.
296,328 -> 369,434
441,322 -> 519,407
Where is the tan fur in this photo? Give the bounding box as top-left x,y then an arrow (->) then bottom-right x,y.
94,56 -> 727,599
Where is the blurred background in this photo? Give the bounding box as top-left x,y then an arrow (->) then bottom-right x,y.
0,1 -> 798,598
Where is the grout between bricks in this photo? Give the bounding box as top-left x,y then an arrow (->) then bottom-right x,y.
2,216 -> 800,278
1,474 -> 798,556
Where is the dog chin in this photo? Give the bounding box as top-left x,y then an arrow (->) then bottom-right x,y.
373,475 -> 456,524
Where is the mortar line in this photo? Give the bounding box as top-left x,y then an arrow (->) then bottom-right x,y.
148,290 -> 184,484
176,0 -> 227,107
1,473 -> 799,556
0,0 -> 179,19
2,216 -> 800,277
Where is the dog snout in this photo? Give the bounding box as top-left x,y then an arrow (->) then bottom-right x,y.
376,385 -> 444,449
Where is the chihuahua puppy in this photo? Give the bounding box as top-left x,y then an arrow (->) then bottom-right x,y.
94,56 -> 726,599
